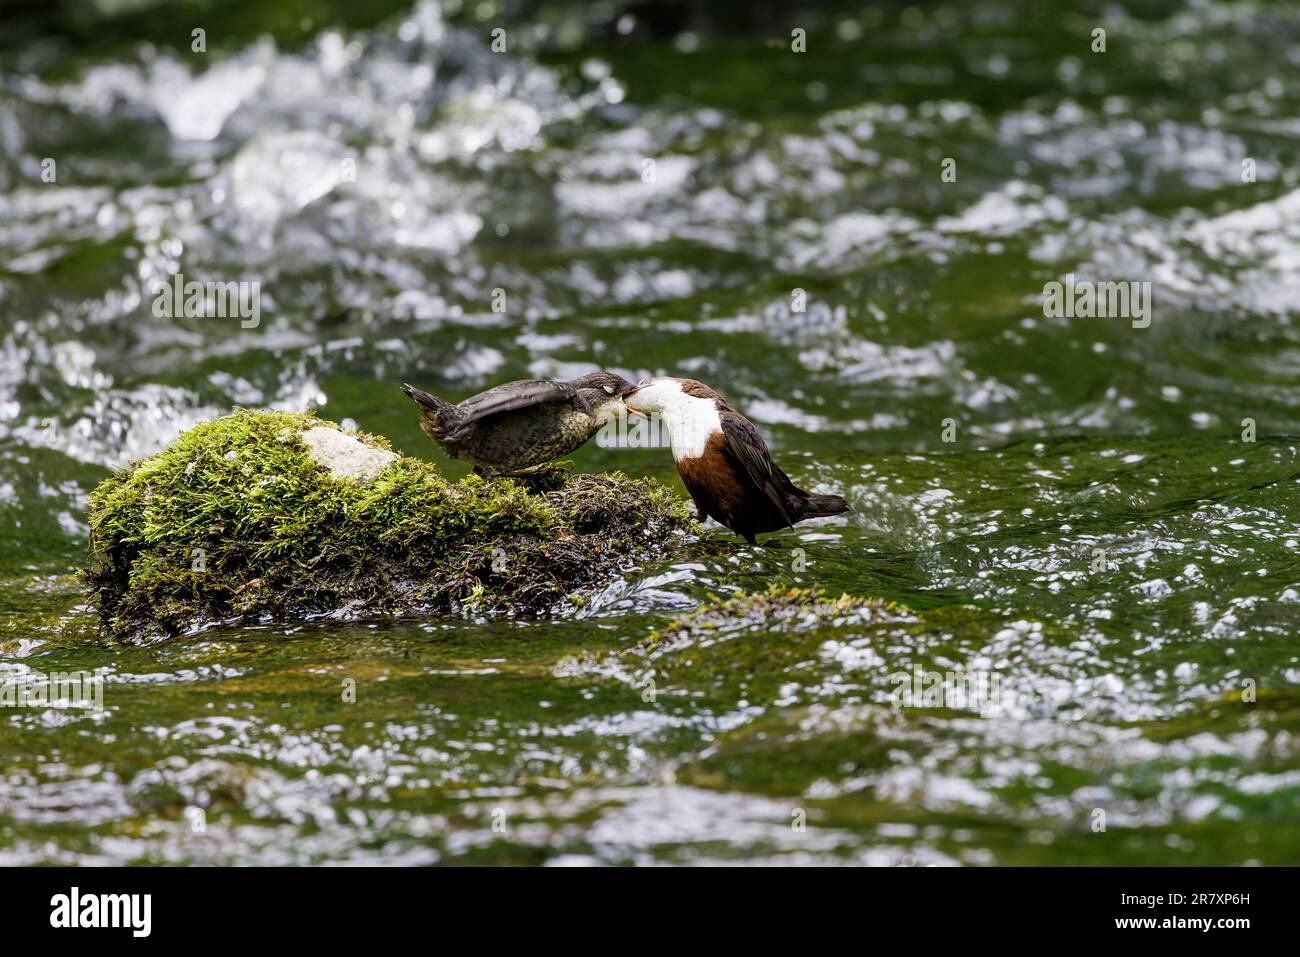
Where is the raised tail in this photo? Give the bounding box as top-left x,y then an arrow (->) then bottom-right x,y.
793,491 -> 849,520
401,382 -> 454,413
401,383 -> 460,434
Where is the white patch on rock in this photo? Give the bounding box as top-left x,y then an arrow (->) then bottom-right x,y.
301,426 -> 399,483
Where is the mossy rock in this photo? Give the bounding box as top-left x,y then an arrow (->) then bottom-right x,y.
82,409 -> 696,642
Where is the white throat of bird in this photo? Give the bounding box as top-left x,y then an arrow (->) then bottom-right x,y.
632,378 -> 721,461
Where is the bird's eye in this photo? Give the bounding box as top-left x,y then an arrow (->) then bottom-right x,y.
603,384 -> 615,395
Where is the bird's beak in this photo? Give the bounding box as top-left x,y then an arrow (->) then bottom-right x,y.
621,386 -> 644,415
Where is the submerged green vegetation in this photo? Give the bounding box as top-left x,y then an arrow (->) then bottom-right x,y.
83,410 -> 695,641
640,586 -> 897,649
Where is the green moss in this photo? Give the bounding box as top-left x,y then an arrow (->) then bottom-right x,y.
82,409 -> 695,642
642,585 -> 901,650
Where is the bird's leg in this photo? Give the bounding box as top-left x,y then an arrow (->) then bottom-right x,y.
496,462 -> 571,479
491,462 -> 571,493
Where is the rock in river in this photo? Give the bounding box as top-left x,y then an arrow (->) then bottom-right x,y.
82,409 -> 694,642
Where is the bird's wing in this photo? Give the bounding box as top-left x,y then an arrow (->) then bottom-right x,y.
720,409 -> 794,528
451,379 -> 579,431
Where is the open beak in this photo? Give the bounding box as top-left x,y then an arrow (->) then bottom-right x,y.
620,384 -> 644,415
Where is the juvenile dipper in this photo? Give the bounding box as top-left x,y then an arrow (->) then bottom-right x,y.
401,372 -> 636,476
624,376 -> 849,543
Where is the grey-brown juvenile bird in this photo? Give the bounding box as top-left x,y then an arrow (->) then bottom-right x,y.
624,376 -> 849,543
401,372 -> 636,476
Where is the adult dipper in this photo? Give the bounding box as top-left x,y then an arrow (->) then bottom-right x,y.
400,372 -> 636,476
623,376 -> 849,543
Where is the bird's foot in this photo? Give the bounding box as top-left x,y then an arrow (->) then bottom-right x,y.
473,463 -> 566,477
495,463 -> 572,493
498,465 -> 570,478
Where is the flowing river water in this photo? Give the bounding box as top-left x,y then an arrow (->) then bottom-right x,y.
0,0 -> 1298,864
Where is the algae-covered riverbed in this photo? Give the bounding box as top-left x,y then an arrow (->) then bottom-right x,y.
1,0 -> 1299,865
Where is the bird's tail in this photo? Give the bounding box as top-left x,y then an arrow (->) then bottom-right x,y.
794,492 -> 849,519
401,383 -> 452,412
401,383 -> 459,429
